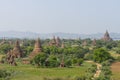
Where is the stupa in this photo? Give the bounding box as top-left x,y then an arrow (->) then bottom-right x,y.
29,38 -> 42,58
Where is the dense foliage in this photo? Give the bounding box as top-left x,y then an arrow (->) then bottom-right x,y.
93,48 -> 112,63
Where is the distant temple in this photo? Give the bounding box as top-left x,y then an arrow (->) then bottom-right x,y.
12,40 -> 23,58
61,42 -> 65,48
49,36 -> 61,47
56,37 -> 61,47
6,40 -> 23,66
6,50 -> 17,66
102,30 -> 112,41
82,40 -> 87,46
29,38 -> 42,59
92,39 -> 97,46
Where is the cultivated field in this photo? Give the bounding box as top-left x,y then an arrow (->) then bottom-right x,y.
111,62 -> 120,80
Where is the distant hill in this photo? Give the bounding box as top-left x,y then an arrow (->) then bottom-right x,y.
0,31 -> 120,40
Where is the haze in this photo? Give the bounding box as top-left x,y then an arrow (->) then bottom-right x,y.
0,0 -> 120,34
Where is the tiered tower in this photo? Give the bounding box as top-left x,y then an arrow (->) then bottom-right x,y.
6,50 -> 17,66
29,38 -> 42,58
102,30 -> 112,41
49,36 -> 61,47
12,40 -> 23,58
92,39 -> 97,46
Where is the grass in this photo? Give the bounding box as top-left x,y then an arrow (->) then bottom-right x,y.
109,51 -> 120,59
0,54 -> 5,60
0,62 -> 93,80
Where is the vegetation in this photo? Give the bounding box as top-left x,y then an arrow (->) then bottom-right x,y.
0,38 -> 120,80
0,69 -> 14,80
0,62 -> 92,80
93,48 -> 112,63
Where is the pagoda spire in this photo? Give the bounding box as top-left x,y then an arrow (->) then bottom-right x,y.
12,40 -> 23,58
29,38 -> 42,58
33,38 -> 42,52
102,30 -> 112,41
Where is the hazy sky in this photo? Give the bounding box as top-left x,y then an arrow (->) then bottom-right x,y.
0,0 -> 120,34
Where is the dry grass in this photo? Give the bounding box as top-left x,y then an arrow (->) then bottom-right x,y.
111,62 -> 120,80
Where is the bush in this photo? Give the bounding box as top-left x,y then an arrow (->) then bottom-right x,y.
77,58 -> 84,66
65,59 -> 72,67
1,56 -> 6,63
0,69 -> 14,80
72,58 -> 78,65
117,56 -> 120,62
85,64 -> 97,79
84,53 -> 93,60
46,55 -> 60,67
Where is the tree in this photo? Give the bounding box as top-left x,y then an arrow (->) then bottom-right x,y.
0,44 -> 13,54
32,53 -> 47,67
93,48 -> 112,63
46,55 -> 60,67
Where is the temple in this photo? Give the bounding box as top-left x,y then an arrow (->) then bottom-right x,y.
5,40 -> 23,66
102,30 -> 112,41
56,37 -> 61,47
82,40 -> 87,46
6,50 -> 17,66
92,39 -> 97,46
12,40 -> 23,58
61,42 -> 65,48
29,38 -> 42,58
49,36 -> 61,47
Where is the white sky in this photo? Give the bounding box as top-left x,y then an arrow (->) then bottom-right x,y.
0,0 -> 120,34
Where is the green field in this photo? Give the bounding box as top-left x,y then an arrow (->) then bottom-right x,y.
0,62 -> 93,80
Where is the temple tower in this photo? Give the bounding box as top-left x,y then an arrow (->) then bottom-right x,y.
49,36 -> 61,47
29,38 -> 42,58
12,40 -> 23,58
82,40 -> 87,46
102,30 -> 112,41
6,50 -> 17,66
56,37 -> 61,47
92,39 -> 97,46
61,42 -> 65,48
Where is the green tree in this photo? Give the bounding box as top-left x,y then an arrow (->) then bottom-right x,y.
32,53 -> 47,67
0,44 -> 13,54
47,55 -> 60,67
93,48 -> 112,63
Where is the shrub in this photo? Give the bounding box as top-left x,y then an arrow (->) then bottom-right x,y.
0,69 -> 14,80
117,56 -> 120,62
77,58 -> 84,66
65,59 -> 72,67
46,55 -> 60,67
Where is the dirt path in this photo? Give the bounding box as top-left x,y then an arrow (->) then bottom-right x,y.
94,63 -> 102,78
85,61 -> 102,78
